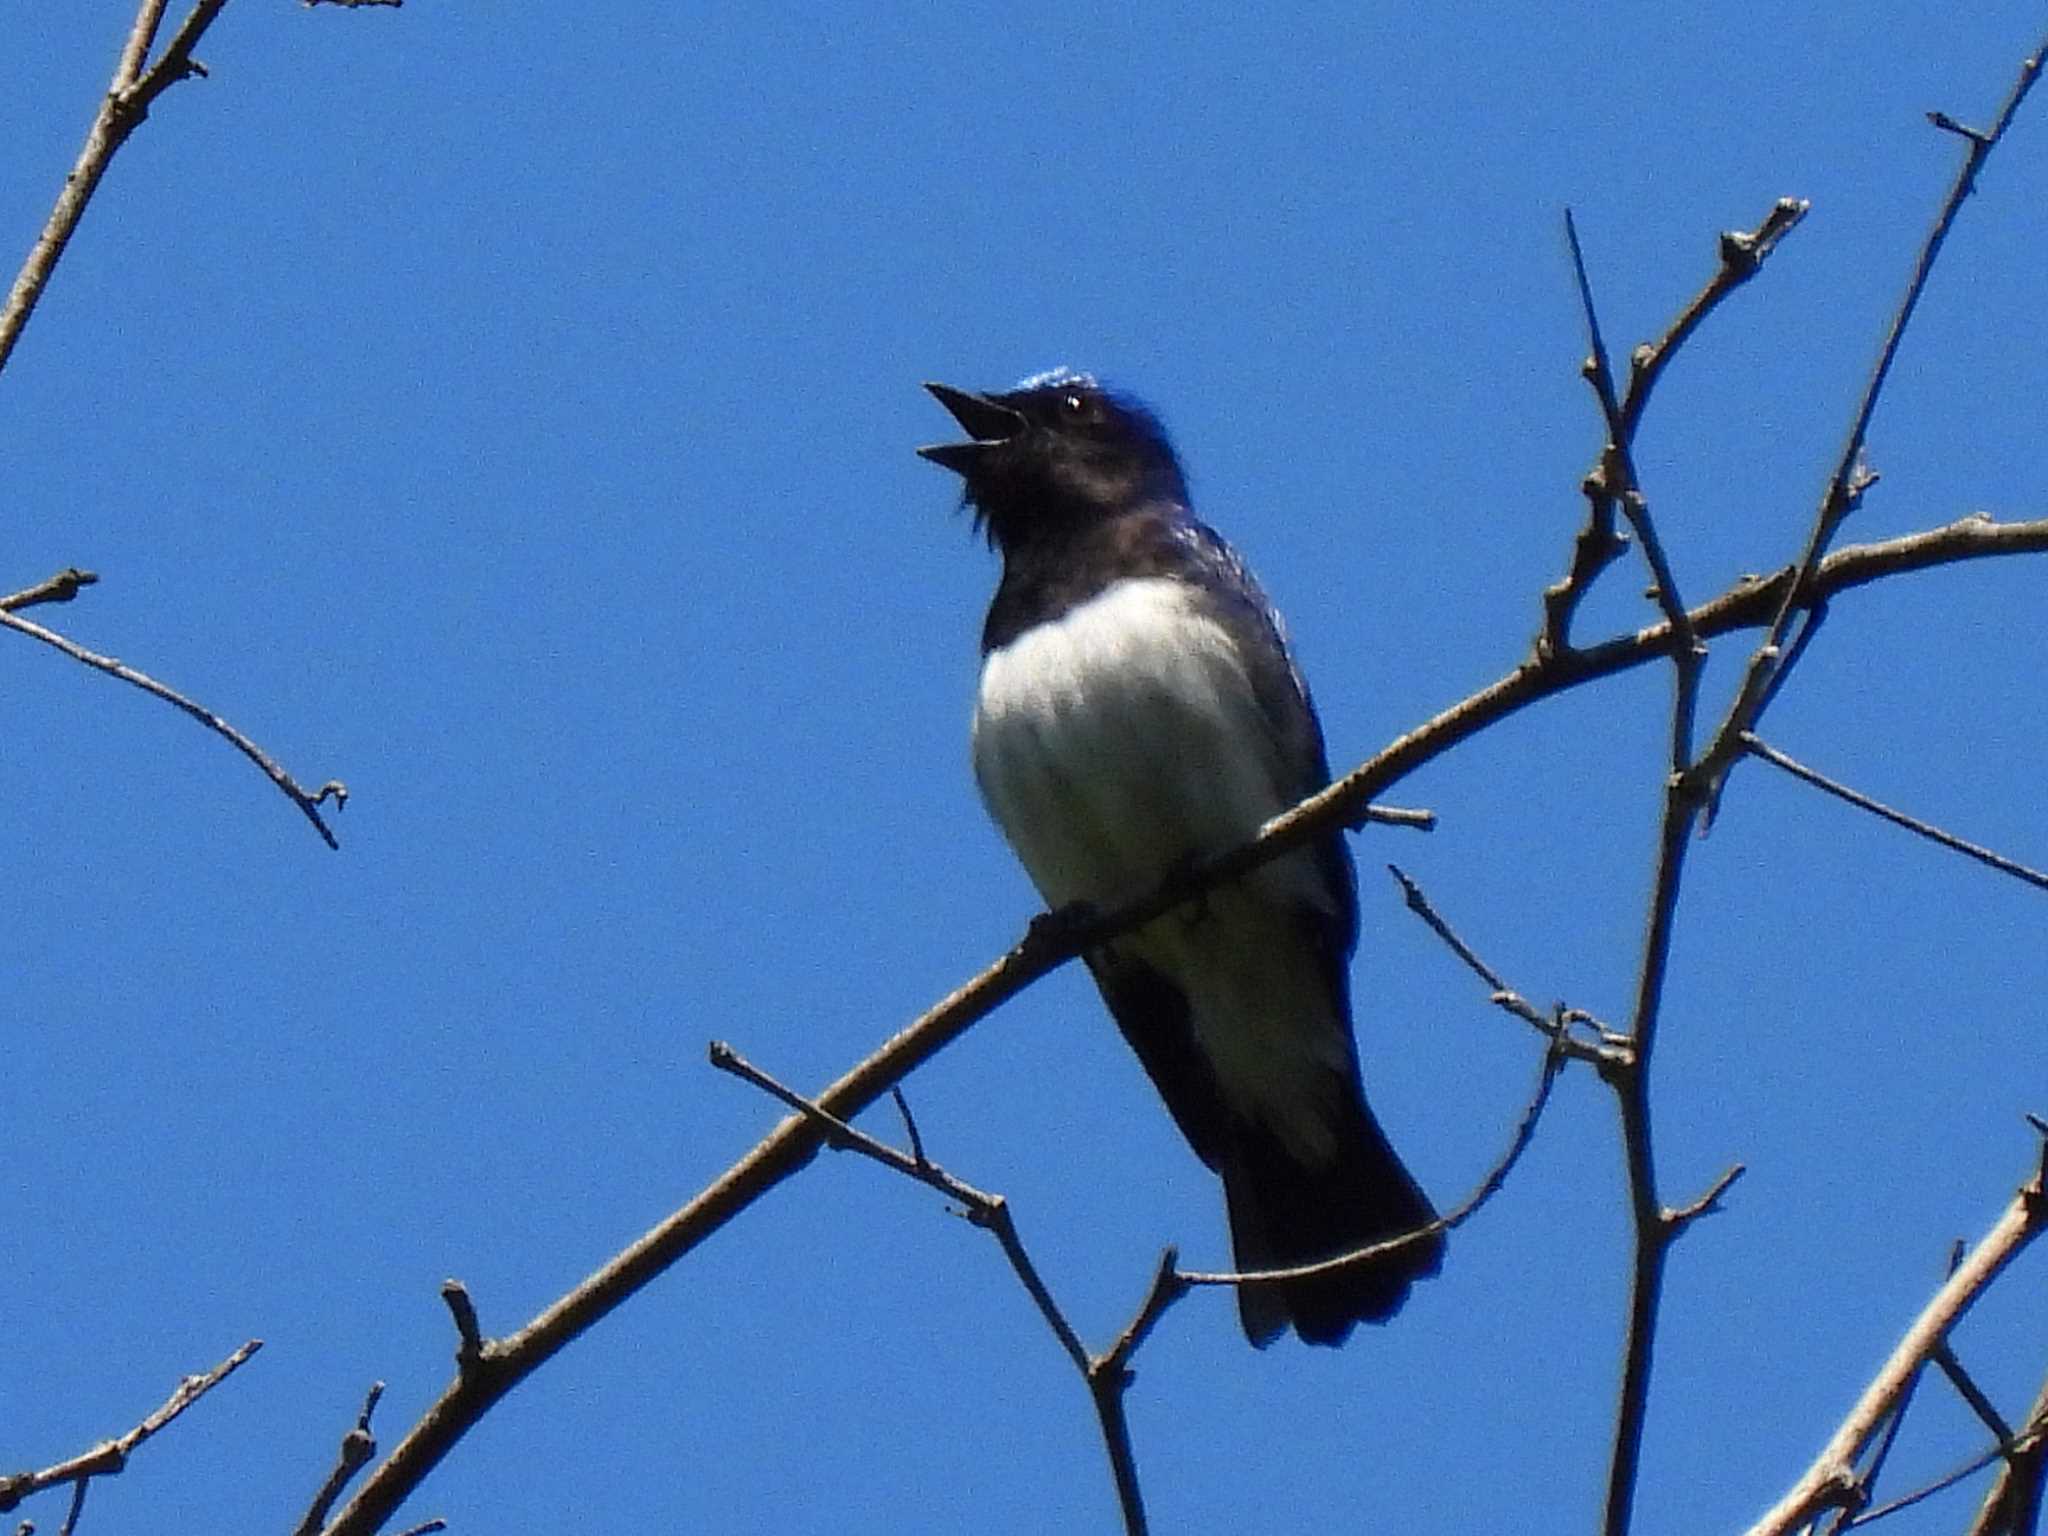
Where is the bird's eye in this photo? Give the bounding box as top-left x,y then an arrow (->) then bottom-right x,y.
1063,393 -> 1086,416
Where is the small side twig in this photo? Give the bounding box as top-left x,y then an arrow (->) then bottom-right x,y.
705,1039 -> 1100,1374
1667,1163 -> 1746,1235
1564,209 -> 1697,646
1538,195 -> 1807,655
441,1282 -> 485,1373
0,568 -> 99,613
294,1384 -> 388,1536
0,602 -> 347,848
1389,863 -> 1628,1073
1625,196 -> 1810,433
1933,1344 -> 2016,1449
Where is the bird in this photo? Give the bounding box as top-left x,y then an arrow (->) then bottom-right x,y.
919,368 -> 1444,1347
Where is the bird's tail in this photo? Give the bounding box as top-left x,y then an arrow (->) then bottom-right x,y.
1221,1095 -> 1443,1348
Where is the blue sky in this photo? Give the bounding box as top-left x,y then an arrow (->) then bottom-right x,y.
4,4 -> 2046,1533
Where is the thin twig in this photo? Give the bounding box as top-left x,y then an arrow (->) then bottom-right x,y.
1539,196 -> 1806,655
1845,1438 -> 2031,1529
1387,863 -> 1626,1072
1744,733 -> 2048,892
707,1042 -> 1096,1371
1568,208 -> 1720,1536
1708,35 -> 2048,786
0,1341 -> 262,1517
294,1384 -> 388,1536
1085,1249 -> 1187,1536
1606,41 -> 2045,1530
1181,1037 -> 1564,1294
1563,211 -> 1697,649
1825,1242 -> 1975,1535
1934,1344 -> 2017,1448
890,1086 -> 928,1167
0,603 -> 347,848
1625,197 -> 1809,436
1823,1369 -> 1926,1536
1667,1164 -> 1745,1234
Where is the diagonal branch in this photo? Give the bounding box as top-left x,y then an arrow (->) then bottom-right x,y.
1966,1368 -> 2048,1536
0,0 -> 228,373
314,508 -> 2048,1534
0,1340 -> 261,1518
1744,1132 -> 2048,1536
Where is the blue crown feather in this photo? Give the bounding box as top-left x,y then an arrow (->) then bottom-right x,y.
1010,365 -> 1098,392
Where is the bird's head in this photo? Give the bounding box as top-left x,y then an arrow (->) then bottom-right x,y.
918,369 -> 1189,551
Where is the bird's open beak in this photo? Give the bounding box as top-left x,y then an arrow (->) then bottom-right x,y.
917,382 -> 1024,475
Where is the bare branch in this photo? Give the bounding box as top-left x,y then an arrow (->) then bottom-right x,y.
0,0 -> 227,372
1388,863 -> 1626,1072
0,568 -> 99,613
1743,733 -> 2048,893
1744,1134 -> 2048,1536
1965,1369 -> 2048,1536
315,508 -> 2048,1534
0,601 -> 347,848
1709,34 -> 2048,777
1540,196 -> 1807,655
1182,1037 -> 1564,1294
295,1384 -> 389,1536
0,1341 -> 261,1519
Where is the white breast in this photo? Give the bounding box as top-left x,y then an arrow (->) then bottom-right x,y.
972,576 -> 1349,1150
972,577 -> 1292,910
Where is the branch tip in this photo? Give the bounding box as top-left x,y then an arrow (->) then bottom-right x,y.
440,1281 -> 484,1366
